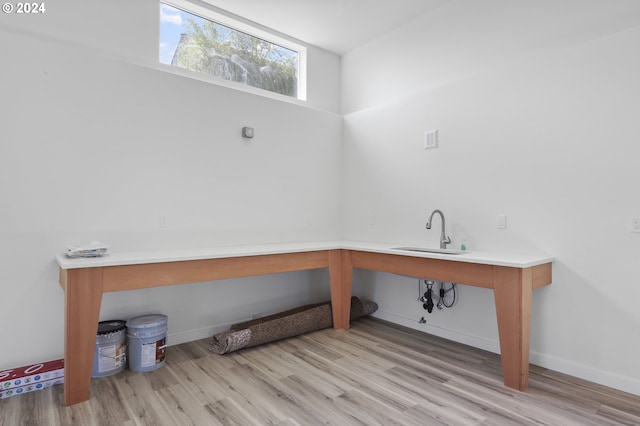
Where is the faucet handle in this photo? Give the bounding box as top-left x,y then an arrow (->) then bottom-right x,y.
442,235 -> 452,247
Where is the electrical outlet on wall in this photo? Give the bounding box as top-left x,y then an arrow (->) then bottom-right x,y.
367,212 -> 376,226
424,129 -> 438,149
497,214 -> 507,229
630,216 -> 640,233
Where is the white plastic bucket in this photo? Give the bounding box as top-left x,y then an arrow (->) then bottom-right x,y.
92,320 -> 127,378
126,314 -> 168,373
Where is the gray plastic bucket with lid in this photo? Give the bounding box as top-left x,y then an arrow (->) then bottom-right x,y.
126,314 -> 168,373
92,320 -> 127,378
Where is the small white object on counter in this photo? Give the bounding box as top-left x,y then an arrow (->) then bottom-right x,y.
65,241 -> 109,258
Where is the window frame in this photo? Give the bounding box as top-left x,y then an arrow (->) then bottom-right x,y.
160,0 -> 307,101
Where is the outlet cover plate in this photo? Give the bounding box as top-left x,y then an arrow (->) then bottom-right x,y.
497,214 -> 507,229
424,130 -> 438,149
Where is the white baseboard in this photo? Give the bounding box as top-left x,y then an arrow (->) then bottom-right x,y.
166,322 -> 234,346
528,351 -> 640,397
370,310 -> 501,354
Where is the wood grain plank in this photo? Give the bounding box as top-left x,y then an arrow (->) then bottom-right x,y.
169,360 -> 227,405
493,265 -> 532,390
349,250 -> 495,288
101,251 -> 330,292
239,345 -> 352,399
328,249 -> 352,329
532,262 -> 553,289
88,378 -> 132,425
204,397 -> 263,426
64,267 -> 104,406
3,317 -> 639,426
277,374 -> 366,425
334,389 -> 422,426
112,373 -> 177,426
156,383 -> 224,426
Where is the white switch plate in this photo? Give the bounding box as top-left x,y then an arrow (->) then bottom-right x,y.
497,214 -> 507,229
630,216 -> 640,233
160,215 -> 168,228
424,130 -> 438,149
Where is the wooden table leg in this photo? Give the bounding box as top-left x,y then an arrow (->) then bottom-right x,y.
328,250 -> 352,330
63,268 -> 104,405
493,266 -> 533,390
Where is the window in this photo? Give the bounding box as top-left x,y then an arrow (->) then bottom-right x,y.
159,1 -> 305,100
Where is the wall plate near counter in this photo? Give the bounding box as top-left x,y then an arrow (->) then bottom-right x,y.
424,129 -> 438,149
497,214 -> 507,229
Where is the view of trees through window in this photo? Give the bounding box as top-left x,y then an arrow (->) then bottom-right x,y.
160,3 -> 299,98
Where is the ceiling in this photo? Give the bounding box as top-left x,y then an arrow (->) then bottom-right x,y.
202,0 -> 449,55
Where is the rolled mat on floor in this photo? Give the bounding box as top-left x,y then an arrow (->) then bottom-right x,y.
210,296 -> 378,354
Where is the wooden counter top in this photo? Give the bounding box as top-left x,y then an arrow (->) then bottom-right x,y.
56,240 -> 553,405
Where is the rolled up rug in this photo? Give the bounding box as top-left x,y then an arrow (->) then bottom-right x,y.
210,296 -> 377,354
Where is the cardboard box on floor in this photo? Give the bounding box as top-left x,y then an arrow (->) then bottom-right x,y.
0,359 -> 64,399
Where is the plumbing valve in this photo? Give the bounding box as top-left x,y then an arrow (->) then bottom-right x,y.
421,281 -> 435,313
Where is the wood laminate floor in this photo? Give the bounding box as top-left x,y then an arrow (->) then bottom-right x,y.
1,317 -> 639,426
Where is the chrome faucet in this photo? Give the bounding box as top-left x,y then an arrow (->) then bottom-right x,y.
425,209 -> 451,249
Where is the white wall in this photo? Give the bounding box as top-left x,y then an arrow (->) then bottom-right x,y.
341,0 -> 640,396
3,0 -> 639,399
0,0 -> 342,369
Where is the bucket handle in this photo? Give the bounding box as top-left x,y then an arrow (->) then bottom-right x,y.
97,352 -> 127,361
96,341 -> 127,360
130,331 -> 167,348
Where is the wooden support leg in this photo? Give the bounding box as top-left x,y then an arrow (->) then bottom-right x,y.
328,250 -> 353,330
63,268 -> 104,405
493,266 -> 533,391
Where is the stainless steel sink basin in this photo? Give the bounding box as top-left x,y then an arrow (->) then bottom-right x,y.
391,246 -> 468,255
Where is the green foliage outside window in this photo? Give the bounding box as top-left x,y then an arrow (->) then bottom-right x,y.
170,11 -> 298,97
